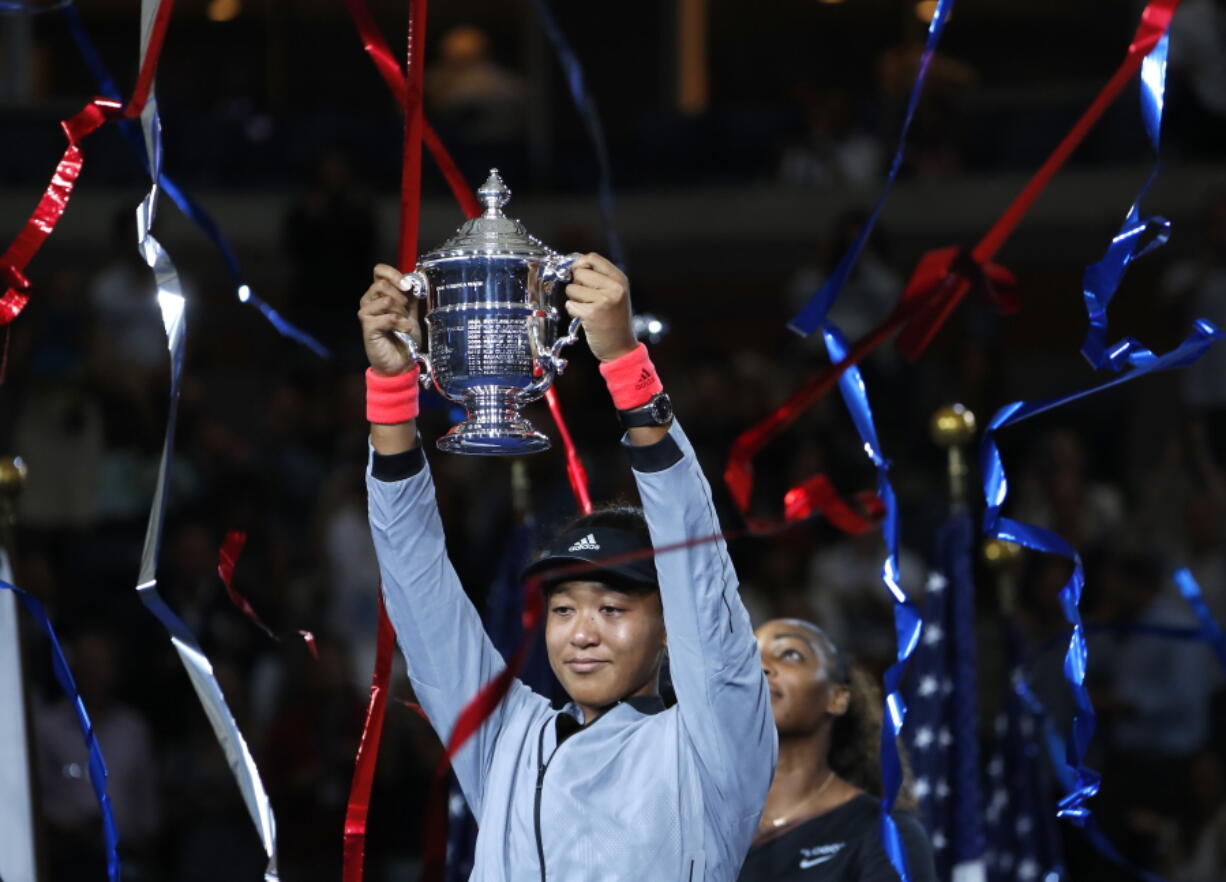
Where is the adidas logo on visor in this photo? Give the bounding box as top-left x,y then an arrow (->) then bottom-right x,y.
568,534 -> 600,552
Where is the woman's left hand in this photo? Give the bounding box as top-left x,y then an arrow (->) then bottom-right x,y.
563,252 -> 638,363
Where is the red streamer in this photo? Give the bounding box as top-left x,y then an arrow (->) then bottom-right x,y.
896,0 -> 1176,360
342,0 -> 595,518
396,0 -> 427,274
340,0 -> 481,220
545,387 -> 593,515
342,595 -> 396,882
216,529 -> 318,655
342,0 -> 430,879
0,0 -> 177,326
337,2 -> 596,876
727,0 -> 1175,532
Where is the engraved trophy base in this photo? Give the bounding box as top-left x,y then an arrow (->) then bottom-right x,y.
435,386 -> 552,456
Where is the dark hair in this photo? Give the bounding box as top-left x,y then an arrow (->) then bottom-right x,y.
541,505 -> 658,596
810,627 -> 917,811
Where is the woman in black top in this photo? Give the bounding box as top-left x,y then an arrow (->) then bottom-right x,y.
739,619 -> 937,882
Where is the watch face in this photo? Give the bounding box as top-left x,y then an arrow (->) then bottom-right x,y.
650,394 -> 673,424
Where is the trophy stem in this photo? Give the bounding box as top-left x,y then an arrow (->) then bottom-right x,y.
436,386 -> 552,455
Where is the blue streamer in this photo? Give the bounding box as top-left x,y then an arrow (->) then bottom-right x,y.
980,320 -> 1223,823
821,322 -> 921,881
1029,623 -> 1208,669
1014,663 -> 1170,882
1080,34 -> 1171,371
530,0 -> 625,269
788,0 -> 955,337
58,3 -> 329,360
0,580 -> 121,881
1173,568 -> 1226,672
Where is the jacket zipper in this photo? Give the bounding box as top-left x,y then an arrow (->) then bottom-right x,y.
534,719 -> 552,882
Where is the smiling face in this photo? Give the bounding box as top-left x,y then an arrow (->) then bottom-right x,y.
756,618 -> 850,737
545,580 -> 667,723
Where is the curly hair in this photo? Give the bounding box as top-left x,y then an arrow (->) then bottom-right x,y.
810,627 -> 916,811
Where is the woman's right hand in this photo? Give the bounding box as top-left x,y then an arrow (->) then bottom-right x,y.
358,263 -> 422,376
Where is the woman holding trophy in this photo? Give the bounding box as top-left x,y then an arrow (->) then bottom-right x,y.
357,173 -> 776,881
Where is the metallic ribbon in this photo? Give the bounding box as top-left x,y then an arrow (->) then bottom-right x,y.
531,0 -> 625,268
544,387 -> 593,515
126,0 -> 279,874
0,0 -> 175,326
821,324 -> 919,881
1080,32 -> 1170,371
788,0 -> 955,336
0,580 -> 121,881
894,0 -> 1180,361
343,593 -> 395,882
217,530 -> 318,657
341,0 -> 596,512
339,0 -> 482,218
0,99 -> 119,325
994,15 -> 1216,832
1013,659 -> 1168,882
335,6 -> 599,876
728,0 -> 1176,536
342,1 -> 429,878
727,249 -> 1011,533
980,321 -> 1222,823
55,3 -> 328,358
1173,568 -> 1226,672
724,304 -> 907,534
217,531 -> 277,642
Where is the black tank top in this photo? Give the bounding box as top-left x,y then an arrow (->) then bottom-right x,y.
738,794 -> 937,882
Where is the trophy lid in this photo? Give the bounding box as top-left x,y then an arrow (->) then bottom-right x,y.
422,169 -> 553,261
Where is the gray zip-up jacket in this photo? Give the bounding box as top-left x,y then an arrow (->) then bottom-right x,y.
367,420 -> 777,881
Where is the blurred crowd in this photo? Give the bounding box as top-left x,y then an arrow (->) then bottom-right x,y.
6,2 -> 1226,193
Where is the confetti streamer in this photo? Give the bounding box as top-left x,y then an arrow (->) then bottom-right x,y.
0,580 -> 121,882
124,0 -> 279,873
216,530 -> 318,657
788,0 -> 955,336
980,321 -> 1222,823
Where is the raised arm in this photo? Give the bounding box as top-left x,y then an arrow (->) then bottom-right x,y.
360,264 -> 539,815
631,422 -> 776,819
564,255 -> 776,827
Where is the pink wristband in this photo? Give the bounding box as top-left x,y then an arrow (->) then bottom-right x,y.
599,343 -> 664,410
366,366 -> 421,424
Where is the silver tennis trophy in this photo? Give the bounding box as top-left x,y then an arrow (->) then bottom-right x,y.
393,169 -> 583,455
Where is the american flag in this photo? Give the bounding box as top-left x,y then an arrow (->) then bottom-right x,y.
904,514 -> 988,882
982,622 -> 1065,882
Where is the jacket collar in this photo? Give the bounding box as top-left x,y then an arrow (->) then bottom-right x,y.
556,694 -> 666,744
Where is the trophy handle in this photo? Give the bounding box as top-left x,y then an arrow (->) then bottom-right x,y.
520,252 -> 585,400
390,270 -> 445,395
541,251 -> 583,287
522,316 -> 583,400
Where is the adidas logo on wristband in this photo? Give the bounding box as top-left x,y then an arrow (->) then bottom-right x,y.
634,367 -> 654,390
568,534 -> 601,552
